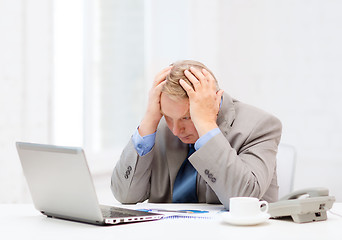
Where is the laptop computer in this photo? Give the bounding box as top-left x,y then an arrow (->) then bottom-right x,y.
16,142 -> 163,225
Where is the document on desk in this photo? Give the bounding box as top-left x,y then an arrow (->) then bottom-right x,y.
134,203 -> 226,220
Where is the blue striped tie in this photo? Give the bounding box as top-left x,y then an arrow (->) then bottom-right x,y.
172,144 -> 198,203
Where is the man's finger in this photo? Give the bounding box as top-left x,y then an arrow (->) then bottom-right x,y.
159,65 -> 173,74
179,79 -> 195,97
189,67 -> 207,84
153,66 -> 172,87
216,89 -> 224,106
155,79 -> 167,91
202,68 -> 217,90
202,68 -> 215,83
184,69 -> 201,90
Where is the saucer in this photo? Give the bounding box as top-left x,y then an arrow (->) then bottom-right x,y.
222,212 -> 270,226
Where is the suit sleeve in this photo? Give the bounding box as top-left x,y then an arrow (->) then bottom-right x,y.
110,138 -> 154,204
189,114 -> 282,208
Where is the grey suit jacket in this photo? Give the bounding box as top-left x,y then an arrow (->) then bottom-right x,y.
111,93 -> 282,209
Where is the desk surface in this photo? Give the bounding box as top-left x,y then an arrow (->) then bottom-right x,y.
1,203 -> 342,240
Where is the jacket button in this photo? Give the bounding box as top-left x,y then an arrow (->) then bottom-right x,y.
127,166 -> 132,171
211,178 -> 216,183
204,169 -> 209,175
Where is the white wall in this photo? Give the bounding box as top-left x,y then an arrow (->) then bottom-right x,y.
217,0 -> 342,200
0,0 -> 341,203
0,0 -> 53,202
146,0 -> 342,200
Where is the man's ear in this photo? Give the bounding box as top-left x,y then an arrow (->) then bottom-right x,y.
216,89 -> 224,109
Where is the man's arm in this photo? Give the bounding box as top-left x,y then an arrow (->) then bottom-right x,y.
111,137 -> 155,203
139,66 -> 172,136
132,128 -> 156,156
180,67 -> 281,207
180,67 -> 224,137
191,113 -> 282,208
111,66 -> 172,203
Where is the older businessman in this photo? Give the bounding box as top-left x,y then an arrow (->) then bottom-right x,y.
111,60 -> 282,208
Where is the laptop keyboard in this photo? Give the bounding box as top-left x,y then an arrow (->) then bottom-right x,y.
100,205 -> 150,218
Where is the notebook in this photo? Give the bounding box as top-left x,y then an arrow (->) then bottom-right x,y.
16,142 -> 163,225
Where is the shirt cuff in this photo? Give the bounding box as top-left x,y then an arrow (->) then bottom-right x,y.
132,127 -> 156,156
194,128 -> 221,150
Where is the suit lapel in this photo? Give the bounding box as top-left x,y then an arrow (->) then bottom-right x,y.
162,92 -> 236,191
217,92 -> 236,137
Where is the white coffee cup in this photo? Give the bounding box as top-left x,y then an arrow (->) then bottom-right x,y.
229,197 -> 268,218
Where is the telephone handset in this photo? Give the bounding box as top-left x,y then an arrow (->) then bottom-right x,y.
268,187 -> 335,223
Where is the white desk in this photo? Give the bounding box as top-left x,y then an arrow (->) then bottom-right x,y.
1,203 -> 341,240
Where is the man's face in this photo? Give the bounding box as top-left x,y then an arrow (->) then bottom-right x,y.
160,93 -> 199,144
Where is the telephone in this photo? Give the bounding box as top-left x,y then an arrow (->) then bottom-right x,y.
268,187 -> 335,223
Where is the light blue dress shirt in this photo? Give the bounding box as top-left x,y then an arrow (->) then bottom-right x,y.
132,127 -> 221,156
133,98 -> 223,156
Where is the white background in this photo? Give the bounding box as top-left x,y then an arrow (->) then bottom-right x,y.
0,0 -> 341,203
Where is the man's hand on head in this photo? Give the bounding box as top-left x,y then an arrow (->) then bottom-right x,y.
139,66 -> 172,137
179,67 -> 224,137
